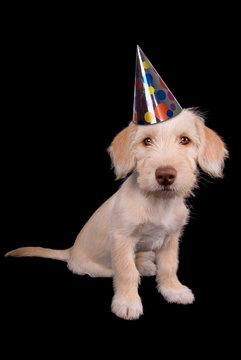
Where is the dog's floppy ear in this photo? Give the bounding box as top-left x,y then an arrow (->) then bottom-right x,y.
108,122 -> 137,180
195,116 -> 228,178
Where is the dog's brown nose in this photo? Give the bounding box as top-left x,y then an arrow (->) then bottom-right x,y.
155,167 -> 177,186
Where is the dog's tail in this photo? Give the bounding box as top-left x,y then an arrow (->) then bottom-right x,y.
4,246 -> 72,262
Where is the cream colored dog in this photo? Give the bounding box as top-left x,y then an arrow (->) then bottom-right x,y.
5,109 -> 228,320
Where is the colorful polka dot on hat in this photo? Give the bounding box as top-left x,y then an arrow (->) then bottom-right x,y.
133,46 -> 182,125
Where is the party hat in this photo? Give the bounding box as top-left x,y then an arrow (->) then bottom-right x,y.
133,46 -> 182,125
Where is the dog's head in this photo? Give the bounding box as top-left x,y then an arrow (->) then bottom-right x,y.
108,109 -> 228,197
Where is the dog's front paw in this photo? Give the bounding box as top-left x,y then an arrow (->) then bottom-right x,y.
159,284 -> 195,304
111,295 -> 143,320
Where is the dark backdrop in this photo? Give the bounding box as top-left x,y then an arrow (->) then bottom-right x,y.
1,5 -> 238,356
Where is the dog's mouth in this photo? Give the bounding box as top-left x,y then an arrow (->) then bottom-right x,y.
152,184 -> 177,197
159,185 -> 175,192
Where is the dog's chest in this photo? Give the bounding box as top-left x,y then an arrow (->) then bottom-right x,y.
134,203 -> 185,252
136,222 -> 168,251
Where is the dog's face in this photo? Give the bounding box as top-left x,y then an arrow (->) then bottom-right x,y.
108,109 -> 228,197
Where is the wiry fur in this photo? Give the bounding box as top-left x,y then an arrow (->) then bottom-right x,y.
5,109 -> 228,320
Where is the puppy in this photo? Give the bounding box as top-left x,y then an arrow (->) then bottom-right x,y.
5,109 -> 228,320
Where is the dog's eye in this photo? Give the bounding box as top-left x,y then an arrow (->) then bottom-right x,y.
180,136 -> 191,145
143,137 -> 152,146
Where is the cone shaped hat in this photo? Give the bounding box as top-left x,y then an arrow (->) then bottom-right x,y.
133,46 -> 182,125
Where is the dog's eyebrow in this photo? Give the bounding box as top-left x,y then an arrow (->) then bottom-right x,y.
136,128 -> 159,140
178,129 -> 200,144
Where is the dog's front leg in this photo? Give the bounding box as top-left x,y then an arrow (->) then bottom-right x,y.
111,232 -> 143,320
156,229 -> 195,304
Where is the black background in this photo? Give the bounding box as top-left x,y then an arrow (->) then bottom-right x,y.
1,4 -> 239,356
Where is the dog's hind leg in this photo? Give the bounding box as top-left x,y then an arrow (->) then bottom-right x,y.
135,251 -> 156,276
67,253 -> 113,278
